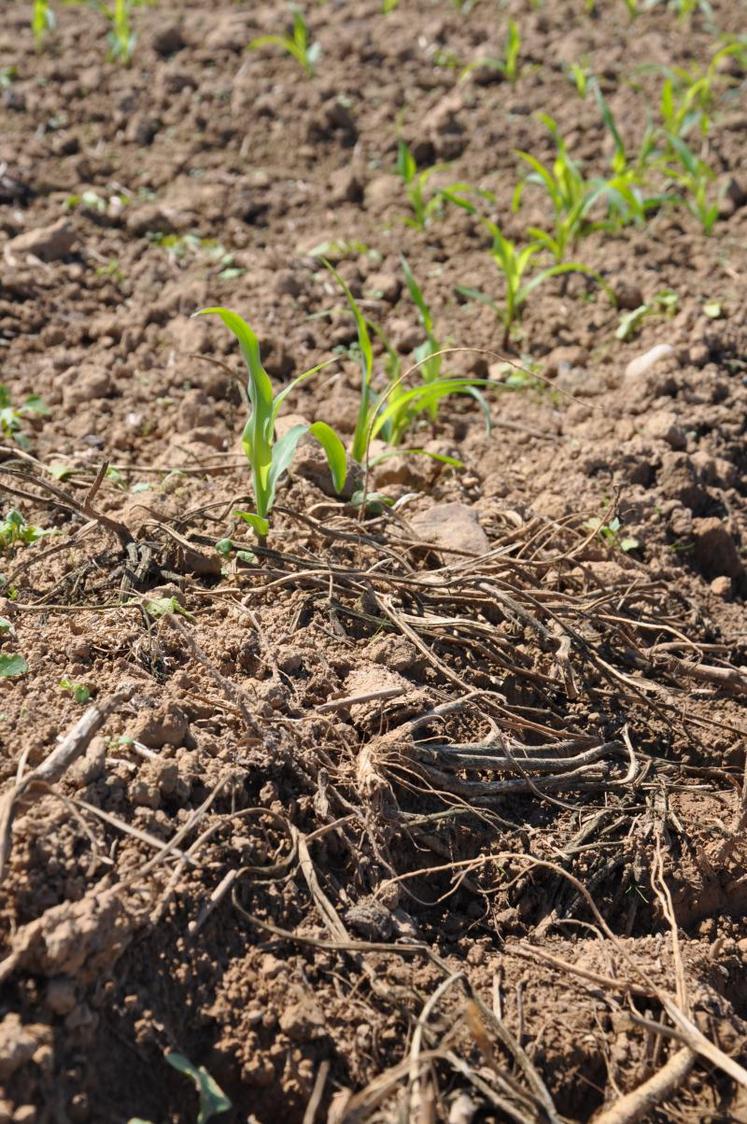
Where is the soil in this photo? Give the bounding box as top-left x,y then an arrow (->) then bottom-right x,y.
0,1 -> 746,1122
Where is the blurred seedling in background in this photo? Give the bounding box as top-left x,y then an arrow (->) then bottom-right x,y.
395,141 -> 450,229
32,0 -> 55,46
458,222 -> 603,347
193,307 -> 346,542
0,385 -> 48,449
616,289 -> 678,340
462,18 -> 521,84
661,135 -> 719,233
0,510 -> 51,554
248,7 -> 320,76
566,61 -> 591,98
149,233 -> 245,280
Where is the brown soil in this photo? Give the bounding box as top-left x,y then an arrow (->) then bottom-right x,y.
0,1 -> 746,1122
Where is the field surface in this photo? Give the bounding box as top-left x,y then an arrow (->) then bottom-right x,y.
0,1 -> 746,1121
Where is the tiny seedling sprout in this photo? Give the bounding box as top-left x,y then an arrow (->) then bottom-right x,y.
193,307 -> 346,541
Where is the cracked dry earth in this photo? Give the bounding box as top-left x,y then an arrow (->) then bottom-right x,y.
0,0 -> 746,1122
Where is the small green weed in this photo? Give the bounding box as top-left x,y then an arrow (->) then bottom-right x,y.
0,510 -> 51,553
194,307 -> 346,541
0,653 -> 28,678
249,7 -> 320,76
129,1051 -> 230,1124
59,678 -> 92,704
584,515 -> 640,553
616,289 -> 678,340
0,385 -> 48,449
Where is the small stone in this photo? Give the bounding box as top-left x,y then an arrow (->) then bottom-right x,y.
151,23 -> 186,57
13,1108 -> 37,1124
366,271 -> 401,303
63,367 -> 112,408
717,175 -> 746,219
625,344 -> 674,380
125,115 -> 160,146
410,502 -> 490,556
643,410 -> 686,450
130,702 -> 189,749
365,174 -> 402,211
328,167 -> 363,204
6,219 -> 76,262
692,518 -> 744,581
279,998 -> 325,1042
688,341 -> 710,368
614,280 -> 644,311
710,576 -> 732,598
46,978 -> 77,1016
126,204 -> 174,238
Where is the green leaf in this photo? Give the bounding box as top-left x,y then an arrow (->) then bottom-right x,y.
0,653 -> 28,677
165,1052 -> 231,1124
703,301 -> 722,319
141,596 -> 194,621
401,255 -> 433,334
326,262 -> 374,464
616,304 -> 648,341
0,617 -> 13,633
194,307 -> 275,518
234,510 -> 270,539
49,463 -> 74,481
308,421 -> 347,493
59,678 -> 92,704
215,538 -> 233,557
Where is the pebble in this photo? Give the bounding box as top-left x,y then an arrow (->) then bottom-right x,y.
410,502 -> 490,555
5,218 -> 76,262
624,344 -> 674,380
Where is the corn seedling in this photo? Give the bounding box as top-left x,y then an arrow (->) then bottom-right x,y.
657,44 -> 745,140
395,141 -> 449,229
0,385 -> 48,449
331,267 -> 487,456
194,307 -> 346,541
327,265 -> 374,464
616,289 -> 678,340
462,18 -> 521,84
566,62 -> 591,98
502,19 -> 521,84
661,135 -> 719,233
460,221 -> 605,347
32,0 -> 55,46
248,8 -> 320,77
0,510 -> 51,553
645,0 -> 713,21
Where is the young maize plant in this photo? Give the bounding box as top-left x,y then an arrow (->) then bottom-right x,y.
32,0 -> 55,46
193,308 -> 346,542
460,222 -> 603,347
330,264 -> 486,459
660,134 -> 719,234
248,8 -> 320,76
